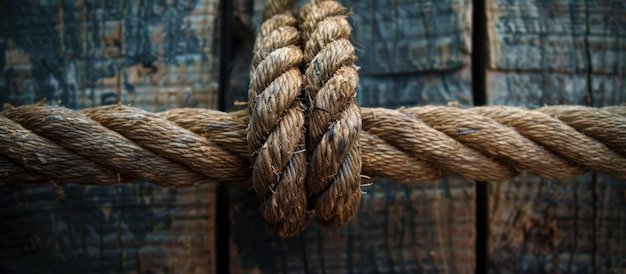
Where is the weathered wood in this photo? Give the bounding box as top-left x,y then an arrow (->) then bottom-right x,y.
487,0 -> 626,272
488,176 -> 596,272
230,178 -> 475,273
0,184 -> 217,273
0,1 -> 220,272
240,0 -> 471,75
228,0 -> 475,273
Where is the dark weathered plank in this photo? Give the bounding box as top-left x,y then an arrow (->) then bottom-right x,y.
0,1 -> 221,273
230,178 -> 475,273
228,0 -> 475,273
242,0 -> 471,75
0,0 -> 220,111
487,0 -> 626,272
488,176 -> 596,273
0,184 -> 217,273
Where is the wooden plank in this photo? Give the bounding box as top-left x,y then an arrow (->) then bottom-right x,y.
585,8 -> 626,270
240,0 -> 471,75
0,0 -> 221,273
359,68 -> 474,108
486,0 -> 626,272
230,178 -> 475,273
488,176 -> 595,272
228,0 -> 475,272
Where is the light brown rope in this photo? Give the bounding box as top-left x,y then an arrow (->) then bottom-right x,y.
403,106 -> 586,180
247,0 -> 309,237
472,106 -> 626,177
3,104 -> 625,184
539,105 -> 626,156
1,104 -> 626,237
299,0 -> 362,228
2,0 -> 626,238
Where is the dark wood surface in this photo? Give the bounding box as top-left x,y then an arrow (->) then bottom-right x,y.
0,0 -> 624,273
0,1 -> 221,273
486,0 -> 626,272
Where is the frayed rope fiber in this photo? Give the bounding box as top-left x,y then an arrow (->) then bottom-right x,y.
2,103 -> 626,236
1,0 -> 625,237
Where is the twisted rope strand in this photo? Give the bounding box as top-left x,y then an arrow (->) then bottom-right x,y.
539,105 -> 626,156
300,0 -> 362,228
0,115 -> 121,185
472,106 -> 626,177
2,105 -> 209,187
3,104 -> 625,186
247,0 -> 309,237
362,108 -> 517,182
81,105 -> 250,184
404,106 -> 586,180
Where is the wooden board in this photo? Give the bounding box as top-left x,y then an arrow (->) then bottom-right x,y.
0,0 -> 220,111
230,178 -> 475,273
486,0 -> 626,272
228,0 -> 476,273
0,1 -> 221,273
0,184 -> 217,273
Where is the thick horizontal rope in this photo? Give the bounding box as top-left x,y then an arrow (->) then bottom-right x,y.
2,104 -> 625,188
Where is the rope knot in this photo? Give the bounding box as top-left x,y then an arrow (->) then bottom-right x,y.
247,0 -> 362,235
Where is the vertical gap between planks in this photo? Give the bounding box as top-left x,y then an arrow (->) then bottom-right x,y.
217,0 -> 235,273
582,0 -> 597,272
471,0 -> 488,273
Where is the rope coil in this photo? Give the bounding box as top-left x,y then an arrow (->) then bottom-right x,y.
1,0 -> 625,237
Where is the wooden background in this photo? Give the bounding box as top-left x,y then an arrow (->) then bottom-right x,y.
0,0 -> 624,273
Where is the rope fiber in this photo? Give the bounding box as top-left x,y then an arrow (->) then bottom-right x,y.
1,0 -> 625,237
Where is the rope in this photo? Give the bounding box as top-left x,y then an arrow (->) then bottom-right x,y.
3,103 -> 625,183
300,0 -> 362,228
247,1 -> 309,237
1,0 -> 625,237
1,103 -> 626,235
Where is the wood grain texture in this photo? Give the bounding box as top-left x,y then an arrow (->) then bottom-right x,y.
0,183 -> 217,274
230,178 -> 475,273
228,0 -> 475,273
0,1 -> 221,273
488,176 -> 595,273
487,0 -> 626,272
0,0 -> 220,112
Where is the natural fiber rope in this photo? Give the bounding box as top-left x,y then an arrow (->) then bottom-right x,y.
247,0 -> 309,237
299,0 -> 362,228
1,103 -> 626,237
2,0 -> 626,238
3,104 -> 625,184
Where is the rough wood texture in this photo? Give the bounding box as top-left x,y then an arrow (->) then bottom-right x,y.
341,0 -> 472,75
0,184 -> 217,273
0,0 -> 220,111
230,178 -> 475,273
0,1 -> 220,273
487,0 -> 626,272
486,0 -> 625,106
229,0 -> 475,272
